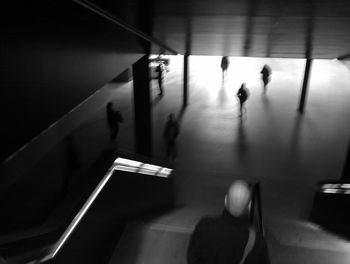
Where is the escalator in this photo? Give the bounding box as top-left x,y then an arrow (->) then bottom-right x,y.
1,156 -> 265,264
107,182 -> 265,264
0,1 -> 180,262
0,151 -> 175,264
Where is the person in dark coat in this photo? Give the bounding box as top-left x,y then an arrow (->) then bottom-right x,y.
187,180 -> 270,264
237,83 -> 249,116
106,102 -> 123,141
221,56 -> 229,79
156,63 -> 164,96
260,65 -> 271,91
163,113 -> 179,161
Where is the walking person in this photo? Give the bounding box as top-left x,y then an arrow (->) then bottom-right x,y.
221,56 -> 229,79
106,102 -> 123,142
163,113 -> 179,162
237,83 -> 249,116
187,180 -> 270,264
260,64 -> 271,92
156,62 -> 165,96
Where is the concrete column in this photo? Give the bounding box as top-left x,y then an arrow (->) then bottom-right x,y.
342,139 -> 350,178
298,58 -> 313,113
132,55 -> 152,157
183,54 -> 189,107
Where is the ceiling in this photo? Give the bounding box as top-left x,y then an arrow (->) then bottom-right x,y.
91,0 -> 350,59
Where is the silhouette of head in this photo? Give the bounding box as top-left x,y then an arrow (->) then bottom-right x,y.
224,180 -> 251,217
107,102 -> 113,110
241,83 -> 246,89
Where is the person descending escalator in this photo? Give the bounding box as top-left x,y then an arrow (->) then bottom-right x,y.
187,180 -> 270,264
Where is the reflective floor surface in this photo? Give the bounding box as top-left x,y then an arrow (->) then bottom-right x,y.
106,56 -> 350,264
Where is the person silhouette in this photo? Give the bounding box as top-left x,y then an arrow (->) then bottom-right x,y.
237,83 -> 249,116
187,180 -> 270,264
106,102 -> 123,141
163,113 -> 179,162
156,62 -> 164,96
260,65 -> 271,92
221,56 -> 229,79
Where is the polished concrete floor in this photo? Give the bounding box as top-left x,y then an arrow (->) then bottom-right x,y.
105,56 -> 350,264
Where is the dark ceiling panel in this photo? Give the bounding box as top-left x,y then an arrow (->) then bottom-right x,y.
92,0 -> 350,58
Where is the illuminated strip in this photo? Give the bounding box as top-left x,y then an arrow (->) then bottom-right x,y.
114,158 -> 142,167
115,165 -> 139,173
142,163 -> 161,171
41,167 -> 115,262
341,184 -> 350,189
158,168 -> 173,178
113,157 -> 173,178
323,188 -> 340,194
321,184 -> 340,189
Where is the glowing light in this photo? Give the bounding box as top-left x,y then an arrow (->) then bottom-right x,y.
157,168 -> 173,177
114,157 -> 142,167
113,158 -> 172,178
322,184 -> 340,189
142,163 -> 162,171
114,165 -> 138,173
341,184 -> 350,189
323,188 -> 340,194
138,168 -> 157,176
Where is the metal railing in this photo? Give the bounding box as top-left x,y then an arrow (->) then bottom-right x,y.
249,183 -> 265,236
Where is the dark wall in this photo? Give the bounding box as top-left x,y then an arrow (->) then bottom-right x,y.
0,1 -> 144,162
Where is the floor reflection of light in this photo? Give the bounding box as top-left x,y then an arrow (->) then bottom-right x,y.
189,56 -> 280,102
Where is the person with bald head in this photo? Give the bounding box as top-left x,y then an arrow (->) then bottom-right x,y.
187,180 -> 270,264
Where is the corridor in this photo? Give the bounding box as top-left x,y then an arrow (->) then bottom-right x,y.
105,56 -> 350,264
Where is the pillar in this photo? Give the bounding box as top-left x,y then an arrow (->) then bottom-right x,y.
183,54 -> 189,107
132,55 -> 152,157
298,58 -> 313,113
342,139 -> 350,178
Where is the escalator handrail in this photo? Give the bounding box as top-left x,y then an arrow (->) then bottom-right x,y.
72,0 -> 179,55
249,183 -> 265,237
